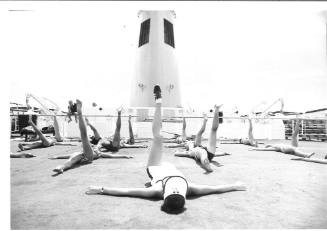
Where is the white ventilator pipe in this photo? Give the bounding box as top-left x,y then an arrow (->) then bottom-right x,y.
130,11 -> 182,108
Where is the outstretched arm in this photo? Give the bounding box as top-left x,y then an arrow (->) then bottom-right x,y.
174,151 -> 194,159
86,185 -> 162,198
121,143 -> 148,148
165,144 -> 186,148
248,147 -> 277,151
214,151 -> 231,157
163,138 -> 180,143
100,153 -> 133,159
10,152 -> 36,158
291,157 -> 326,164
187,182 -> 246,197
49,155 -> 71,159
54,143 -> 77,146
219,141 -> 240,144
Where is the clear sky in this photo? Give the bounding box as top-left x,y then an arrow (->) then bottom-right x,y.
3,1 -> 327,114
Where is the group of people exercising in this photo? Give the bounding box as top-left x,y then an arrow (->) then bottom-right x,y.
11,85 -> 326,213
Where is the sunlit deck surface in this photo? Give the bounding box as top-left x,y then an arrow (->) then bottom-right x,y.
10,139 -> 327,229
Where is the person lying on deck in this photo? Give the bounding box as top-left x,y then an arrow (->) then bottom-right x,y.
17,112 -> 66,151
10,152 -> 36,158
164,114 -> 207,149
85,85 -> 246,214
249,119 -> 315,158
163,117 -> 194,144
86,113 -> 148,153
173,105 -> 230,172
291,157 -> 327,164
52,100 -> 132,174
219,118 -> 258,147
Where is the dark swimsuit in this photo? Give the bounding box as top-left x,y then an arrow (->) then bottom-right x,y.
204,147 -> 215,162
102,140 -> 119,152
196,145 -> 215,162
146,168 -> 189,193
71,103 -> 77,113
90,136 -> 102,145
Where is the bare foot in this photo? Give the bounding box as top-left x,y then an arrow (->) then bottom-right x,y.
53,166 -> 64,174
203,113 -> 208,121
85,186 -> 102,195
214,104 -> 223,113
117,106 -> 124,114
85,117 -> 90,125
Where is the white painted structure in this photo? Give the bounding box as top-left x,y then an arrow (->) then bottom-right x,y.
56,10 -> 286,140
130,10 -> 182,109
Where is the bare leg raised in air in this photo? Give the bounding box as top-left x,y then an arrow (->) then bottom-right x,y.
53,99 -> 94,173
194,114 -> 208,147
207,104 -> 222,154
249,119 -> 314,158
18,116 -> 55,151
86,86 -> 246,213
53,113 -> 63,142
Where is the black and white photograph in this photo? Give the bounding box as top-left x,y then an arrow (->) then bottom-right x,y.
3,0 -> 327,229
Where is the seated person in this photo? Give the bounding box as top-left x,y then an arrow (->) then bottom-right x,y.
67,100 -> 78,123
